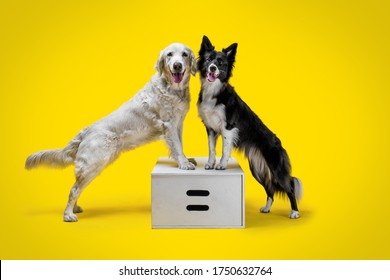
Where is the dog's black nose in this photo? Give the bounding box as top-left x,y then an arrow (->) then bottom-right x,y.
173,62 -> 183,71
210,65 -> 217,72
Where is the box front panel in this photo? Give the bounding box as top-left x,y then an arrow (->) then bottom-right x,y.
152,175 -> 243,228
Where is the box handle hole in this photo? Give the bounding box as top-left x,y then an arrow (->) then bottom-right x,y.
186,205 -> 209,211
186,190 -> 210,197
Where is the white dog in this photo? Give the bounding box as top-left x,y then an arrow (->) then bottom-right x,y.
26,43 -> 197,222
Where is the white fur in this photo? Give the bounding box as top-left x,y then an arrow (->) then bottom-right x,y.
197,78 -> 238,170
208,63 -> 220,77
201,78 -> 224,100
198,79 -> 225,134
204,129 -> 217,169
217,127 -> 239,169
290,210 -> 300,219
260,197 -> 273,213
26,43 -> 197,222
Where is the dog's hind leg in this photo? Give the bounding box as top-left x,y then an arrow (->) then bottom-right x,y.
64,180 -> 89,222
274,179 -> 300,219
287,191 -> 299,219
287,178 -> 301,219
63,161 -> 108,222
248,158 -> 274,213
63,137 -> 119,222
260,186 -> 275,213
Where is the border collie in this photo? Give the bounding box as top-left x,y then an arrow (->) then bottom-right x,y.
197,36 -> 302,218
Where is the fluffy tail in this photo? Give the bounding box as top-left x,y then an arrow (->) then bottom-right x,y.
25,133 -> 82,170
292,177 -> 303,201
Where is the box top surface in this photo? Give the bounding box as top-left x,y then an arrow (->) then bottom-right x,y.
152,157 -> 244,176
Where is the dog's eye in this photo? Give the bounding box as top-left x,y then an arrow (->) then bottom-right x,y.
206,57 -> 211,62
167,52 -> 173,57
182,52 -> 188,57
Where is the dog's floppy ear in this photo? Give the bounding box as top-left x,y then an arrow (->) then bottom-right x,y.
223,43 -> 238,62
154,50 -> 165,75
199,35 -> 214,55
190,49 -> 197,76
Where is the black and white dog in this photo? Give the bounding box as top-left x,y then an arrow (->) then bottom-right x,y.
197,36 -> 303,218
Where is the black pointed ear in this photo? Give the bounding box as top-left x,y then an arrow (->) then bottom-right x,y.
199,35 -> 214,55
223,43 -> 238,61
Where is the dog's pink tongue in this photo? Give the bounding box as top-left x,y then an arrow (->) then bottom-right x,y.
207,73 -> 217,82
173,73 -> 183,83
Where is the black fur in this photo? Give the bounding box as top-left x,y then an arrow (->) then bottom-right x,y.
197,35 -> 302,217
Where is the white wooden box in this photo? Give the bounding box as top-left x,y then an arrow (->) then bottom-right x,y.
151,157 -> 245,228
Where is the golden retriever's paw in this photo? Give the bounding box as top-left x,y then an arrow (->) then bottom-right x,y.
64,213 -> 78,222
179,161 -> 196,170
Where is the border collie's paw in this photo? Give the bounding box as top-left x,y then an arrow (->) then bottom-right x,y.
215,163 -> 226,170
73,205 -> 83,213
179,161 -> 196,170
260,207 -> 271,213
64,213 -> 78,222
205,162 -> 215,169
289,210 -> 300,219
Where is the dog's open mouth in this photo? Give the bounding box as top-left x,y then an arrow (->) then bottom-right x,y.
207,72 -> 219,82
171,71 -> 185,84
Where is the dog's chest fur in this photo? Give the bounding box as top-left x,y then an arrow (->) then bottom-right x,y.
197,80 -> 226,133
156,89 -> 189,122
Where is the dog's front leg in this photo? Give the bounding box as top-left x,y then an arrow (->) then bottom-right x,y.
205,127 -> 217,169
165,123 -> 195,170
177,122 -> 197,167
216,128 -> 237,170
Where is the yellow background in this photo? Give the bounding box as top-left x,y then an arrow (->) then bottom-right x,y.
1,0 -> 389,259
